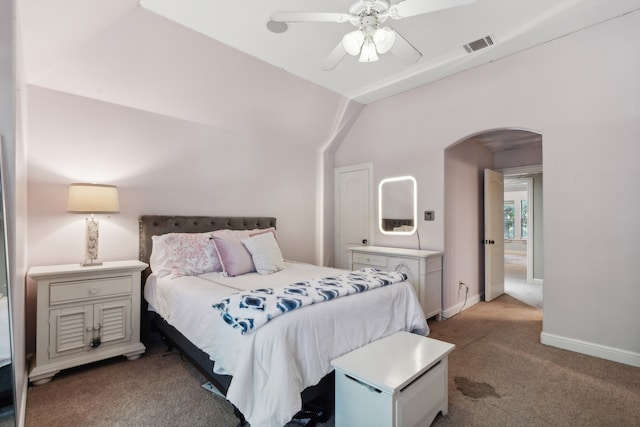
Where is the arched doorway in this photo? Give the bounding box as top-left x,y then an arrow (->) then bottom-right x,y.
443,128 -> 542,317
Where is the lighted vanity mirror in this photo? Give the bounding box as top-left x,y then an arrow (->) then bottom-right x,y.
379,176 -> 417,235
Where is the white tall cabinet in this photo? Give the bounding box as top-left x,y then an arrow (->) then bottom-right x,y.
349,246 -> 443,320
28,260 -> 147,385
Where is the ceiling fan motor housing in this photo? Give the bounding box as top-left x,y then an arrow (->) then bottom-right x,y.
349,0 -> 390,17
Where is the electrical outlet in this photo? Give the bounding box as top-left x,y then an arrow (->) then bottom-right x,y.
424,211 -> 434,221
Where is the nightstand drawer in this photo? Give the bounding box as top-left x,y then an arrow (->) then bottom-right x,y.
352,252 -> 387,268
50,276 -> 132,304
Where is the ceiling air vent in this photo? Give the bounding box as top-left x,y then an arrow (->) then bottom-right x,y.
463,35 -> 495,53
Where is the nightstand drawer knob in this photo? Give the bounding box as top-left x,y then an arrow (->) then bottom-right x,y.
89,287 -> 100,295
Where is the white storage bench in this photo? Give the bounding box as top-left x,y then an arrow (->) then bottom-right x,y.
331,332 -> 455,427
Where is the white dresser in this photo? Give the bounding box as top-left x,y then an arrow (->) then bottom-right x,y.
332,331 -> 455,427
28,260 -> 147,385
349,246 -> 443,320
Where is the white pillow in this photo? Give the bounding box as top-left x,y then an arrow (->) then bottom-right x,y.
242,232 -> 285,275
150,235 -> 172,278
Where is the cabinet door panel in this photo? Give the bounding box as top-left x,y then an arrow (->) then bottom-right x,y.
96,300 -> 131,345
50,305 -> 92,358
422,270 -> 442,319
395,360 -> 447,427
335,371 -> 392,427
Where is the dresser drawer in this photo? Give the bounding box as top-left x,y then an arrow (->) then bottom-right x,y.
50,276 -> 132,304
352,252 -> 387,268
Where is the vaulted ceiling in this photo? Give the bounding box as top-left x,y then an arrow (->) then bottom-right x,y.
20,0 -> 640,107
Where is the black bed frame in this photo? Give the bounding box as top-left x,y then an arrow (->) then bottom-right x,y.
138,216 -> 333,426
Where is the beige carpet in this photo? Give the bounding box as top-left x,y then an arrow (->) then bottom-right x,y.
429,296 -> 640,426
26,296 -> 640,426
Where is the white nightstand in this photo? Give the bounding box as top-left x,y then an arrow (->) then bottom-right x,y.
332,332 -> 455,427
28,260 -> 147,385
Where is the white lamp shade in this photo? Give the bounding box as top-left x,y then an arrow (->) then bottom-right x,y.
342,30 -> 365,56
359,38 -> 379,62
373,27 -> 396,54
67,183 -> 120,214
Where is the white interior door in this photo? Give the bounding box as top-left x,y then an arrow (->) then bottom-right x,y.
334,164 -> 373,270
484,169 -> 505,301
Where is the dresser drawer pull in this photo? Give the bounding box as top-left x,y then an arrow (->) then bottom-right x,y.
89,287 -> 100,295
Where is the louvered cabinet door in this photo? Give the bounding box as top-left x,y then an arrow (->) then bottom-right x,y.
49,305 -> 92,358
94,300 -> 132,346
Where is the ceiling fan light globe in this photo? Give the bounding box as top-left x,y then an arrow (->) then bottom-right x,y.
373,27 -> 396,54
359,39 -> 379,62
342,30 -> 365,56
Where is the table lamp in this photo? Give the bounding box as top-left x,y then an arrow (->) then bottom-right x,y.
67,183 -> 120,266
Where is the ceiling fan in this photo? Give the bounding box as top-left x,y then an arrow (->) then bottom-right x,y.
270,0 -> 475,70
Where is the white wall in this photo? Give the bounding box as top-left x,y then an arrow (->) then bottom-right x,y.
532,174 -> 543,280
27,86 -> 323,266
335,11 -> 640,365
443,141 -> 493,315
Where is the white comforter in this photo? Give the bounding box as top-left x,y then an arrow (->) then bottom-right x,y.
144,261 -> 428,427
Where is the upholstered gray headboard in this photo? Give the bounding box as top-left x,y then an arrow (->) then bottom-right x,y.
138,215 -> 277,281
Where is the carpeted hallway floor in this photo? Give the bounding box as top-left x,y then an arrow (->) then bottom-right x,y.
504,252 -> 542,309
25,296 -> 640,426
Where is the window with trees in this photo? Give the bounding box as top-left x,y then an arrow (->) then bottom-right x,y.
521,200 -> 528,237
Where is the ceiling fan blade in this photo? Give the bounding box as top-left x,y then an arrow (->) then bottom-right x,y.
389,30 -> 422,63
271,11 -> 351,23
389,0 -> 474,19
321,43 -> 348,71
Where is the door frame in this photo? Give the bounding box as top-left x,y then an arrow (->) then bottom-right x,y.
334,163 -> 374,269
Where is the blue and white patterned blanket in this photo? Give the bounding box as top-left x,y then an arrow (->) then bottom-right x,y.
212,268 -> 407,334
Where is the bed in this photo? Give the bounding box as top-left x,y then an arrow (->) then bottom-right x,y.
139,215 -> 428,427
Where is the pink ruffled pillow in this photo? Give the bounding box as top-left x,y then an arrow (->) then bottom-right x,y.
151,232 -> 222,277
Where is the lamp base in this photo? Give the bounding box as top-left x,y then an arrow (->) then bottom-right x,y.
81,261 -> 103,267
84,217 -> 101,266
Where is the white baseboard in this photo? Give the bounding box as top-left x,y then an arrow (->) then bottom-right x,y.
442,293 -> 482,319
540,332 -> 640,367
